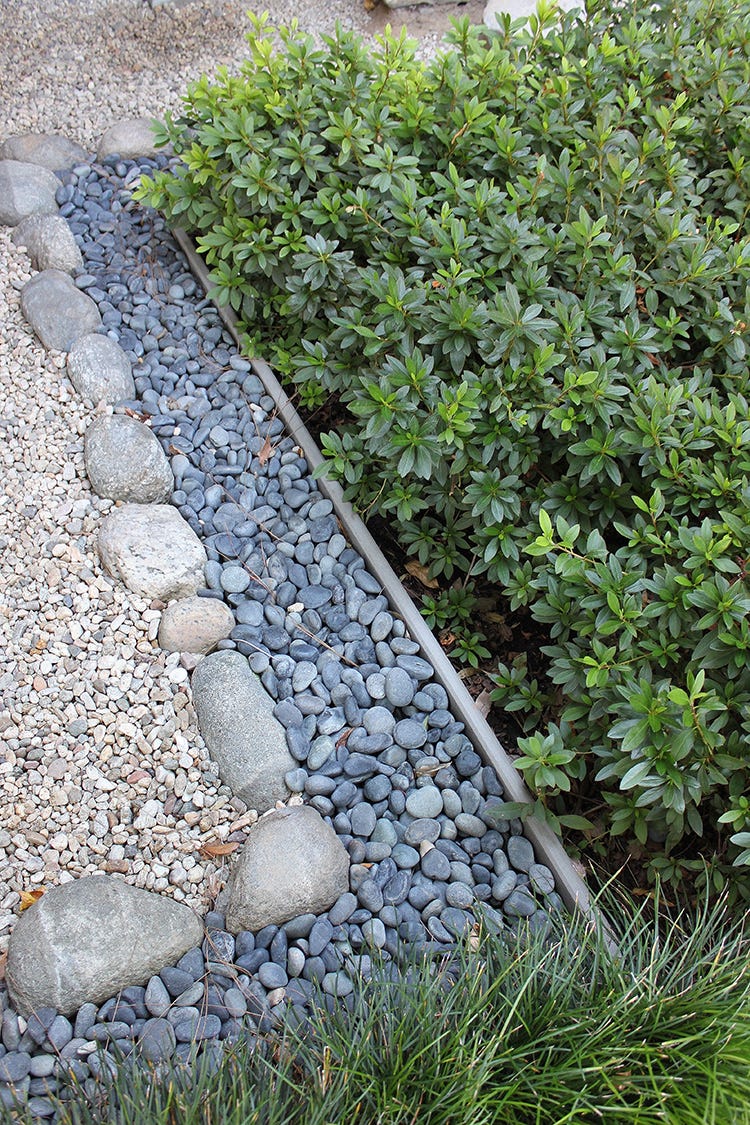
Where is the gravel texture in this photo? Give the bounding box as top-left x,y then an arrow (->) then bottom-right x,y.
0,0 -> 545,1108
0,0 -> 482,968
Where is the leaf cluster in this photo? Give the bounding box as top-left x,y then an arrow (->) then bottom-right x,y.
138,0 -> 750,891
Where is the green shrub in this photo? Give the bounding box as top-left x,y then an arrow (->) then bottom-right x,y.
11,889 -> 750,1124
138,0 -> 750,892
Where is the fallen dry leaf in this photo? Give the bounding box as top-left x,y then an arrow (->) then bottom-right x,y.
258,434 -> 273,466
200,842 -> 240,859
0,951 -> 7,982
474,689 -> 493,719
335,728 -> 353,749
19,888 -> 45,911
404,560 -> 439,589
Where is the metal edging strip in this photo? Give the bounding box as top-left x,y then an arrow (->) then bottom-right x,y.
172,226 -> 596,922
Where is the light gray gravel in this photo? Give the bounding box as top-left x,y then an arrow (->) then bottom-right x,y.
0,0 -> 483,956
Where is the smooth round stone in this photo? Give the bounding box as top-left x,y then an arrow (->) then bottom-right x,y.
357,878 -> 384,913
258,962 -> 289,990
305,775 -> 336,797
329,892 -> 357,926
404,818 -> 441,847
421,848 -> 450,881
370,611 -> 394,642
0,1052 -> 31,1083
322,972 -> 354,997
287,948 -> 306,978
445,882 -> 475,909
224,988 -> 247,1018
28,1055 -> 56,1079
503,888 -> 537,918
363,707 -> 396,736
350,804 -> 377,838
454,813 -> 487,838
405,787 -> 443,820
284,913 -> 317,939
384,667 -> 415,708
382,871 -> 410,906
492,871 -> 518,902
395,654 -> 433,680
160,967 -> 194,998
427,915 -> 453,943
441,790 -> 462,819
391,844 -> 420,870
292,661 -> 317,692
365,672 -> 386,700
285,768 -> 307,793
507,835 -> 536,873
308,735 -> 335,770
138,1018 -> 176,1064
394,719 -> 427,750
529,864 -> 556,895
441,908 -> 472,937
308,918 -> 334,957
300,585 -> 332,609
361,919 -> 386,948
364,775 -> 391,803
221,566 -> 251,593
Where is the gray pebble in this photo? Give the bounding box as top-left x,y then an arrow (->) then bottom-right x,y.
507,836 -> 535,873
421,848 -> 451,880
454,812 -> 487,838
503,888 -> 537,917
394,718 -> 427,749
529,863 -> 556,895
405,787 -> 443,819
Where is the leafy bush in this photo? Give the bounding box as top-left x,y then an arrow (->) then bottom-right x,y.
138,0 -> 750,892
10,890 -> 750,1125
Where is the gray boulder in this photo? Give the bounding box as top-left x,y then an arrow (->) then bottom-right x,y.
67,333 -> 135,403
0,133 -> 88,170
191,650 -> 295,812
6,875 -> 203,1016
97,119 -> 161,161
158,595 -> 235,653
11,214 -> 83,273
98,503 -> 207,601
0,160 -> 59,226
20,269 -> 101,351
225,806 -> 350,932
85,414 -> 174,503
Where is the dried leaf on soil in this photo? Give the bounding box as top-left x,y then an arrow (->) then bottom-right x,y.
199,842 -> 240,858
404,560 -> 439,589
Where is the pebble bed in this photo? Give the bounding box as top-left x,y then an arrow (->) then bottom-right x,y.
0,145 -> 565,1117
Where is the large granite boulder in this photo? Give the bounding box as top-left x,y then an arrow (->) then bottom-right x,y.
0,133 -> 88,170
85,414 -> 174,503
0,160 -> 59,226
191,650 -> 295,812
96,119 -> 161,161
11,214 -> 83,273
98,503 -> 206,601
158,595 -> 235,653
67,333 -> 135,403
6,876 -> 203,1016
20,270 -> 101,351
225,806 -> 350,932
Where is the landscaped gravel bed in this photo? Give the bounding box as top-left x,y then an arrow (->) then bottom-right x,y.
0,143 -> 565,1114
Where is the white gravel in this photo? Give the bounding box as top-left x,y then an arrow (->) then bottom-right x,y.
0,0 -> 483,953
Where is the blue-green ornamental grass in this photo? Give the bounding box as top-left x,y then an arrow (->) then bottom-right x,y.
7,888 -> 750,1124
138,0 -> 750,895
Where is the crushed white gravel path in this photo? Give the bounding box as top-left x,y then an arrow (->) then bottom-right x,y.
0,0 -> 483,952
